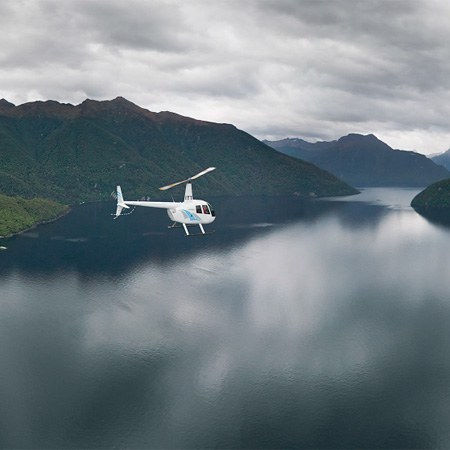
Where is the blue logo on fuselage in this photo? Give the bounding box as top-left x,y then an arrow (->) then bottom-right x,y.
182,209 -> 200,221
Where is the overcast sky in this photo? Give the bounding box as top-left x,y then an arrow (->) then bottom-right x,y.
1,0 -> 450,154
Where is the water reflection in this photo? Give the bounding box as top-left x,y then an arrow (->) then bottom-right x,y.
0,190 -> 449,448
0,196 -> 346,276
0,196 -> 390,277
413,207 -> 450,229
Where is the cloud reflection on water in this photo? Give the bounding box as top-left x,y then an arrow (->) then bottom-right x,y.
77,205 -> 450,448
0,192 -> 450,448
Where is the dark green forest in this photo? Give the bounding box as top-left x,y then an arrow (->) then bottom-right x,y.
0,97 -> 360,235
411,178 -> 450,209
0,97 -> 357,204
0,193 -> 68,237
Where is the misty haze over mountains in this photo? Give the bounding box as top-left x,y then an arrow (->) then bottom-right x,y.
264,134 -> 450,187
431,149 -> 450,171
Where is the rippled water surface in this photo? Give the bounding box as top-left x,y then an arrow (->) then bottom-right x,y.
0,188 -> 449,449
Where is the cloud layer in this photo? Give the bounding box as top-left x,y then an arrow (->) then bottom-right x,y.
1,0 -> 450,154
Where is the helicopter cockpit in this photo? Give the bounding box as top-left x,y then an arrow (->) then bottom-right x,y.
196,203 -> 215,217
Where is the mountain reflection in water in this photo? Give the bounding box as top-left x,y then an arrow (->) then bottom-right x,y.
0,189 -> 449,449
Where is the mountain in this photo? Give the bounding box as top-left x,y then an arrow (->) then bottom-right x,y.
264,134 -> 450,187
0,97 -> 357,203
411,178 -> 450,227
431,149 -> 450,171
411,178 -> 450,210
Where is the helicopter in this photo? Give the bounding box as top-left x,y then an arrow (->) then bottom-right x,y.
114,167 -> 216,236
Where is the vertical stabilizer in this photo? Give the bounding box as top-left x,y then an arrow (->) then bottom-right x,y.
117,186 -> 126,205
115,185 -> 129,218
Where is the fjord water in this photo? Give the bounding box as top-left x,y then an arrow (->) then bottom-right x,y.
0,189 -> 449,449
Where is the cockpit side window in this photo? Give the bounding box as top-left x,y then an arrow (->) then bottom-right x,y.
202,205 -> 210,214
208,203 -> 215,217
196,205 -> 202,214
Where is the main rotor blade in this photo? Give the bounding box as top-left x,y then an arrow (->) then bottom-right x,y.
159,167 -> 216,191
189,167 -> 216,180
159,178 -> 189,191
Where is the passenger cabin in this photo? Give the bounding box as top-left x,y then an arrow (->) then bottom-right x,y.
195,203 -> 215,216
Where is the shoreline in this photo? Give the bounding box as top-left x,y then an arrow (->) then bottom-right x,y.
0,207 -> 71,240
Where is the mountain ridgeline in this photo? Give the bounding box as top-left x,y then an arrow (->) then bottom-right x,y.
0,97 -> 356,203
431,149 -> 450,171
264,134 -> 450,187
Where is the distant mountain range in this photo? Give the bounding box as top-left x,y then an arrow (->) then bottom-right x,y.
264,134 -> 450,187
431,149 -> 450,171
0,97 -> 357,203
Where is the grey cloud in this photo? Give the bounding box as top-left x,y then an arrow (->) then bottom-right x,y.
252,0 -> 450,92
77,0 -> 191,52
0,1 -> 92,68
0,0 -> 190,69
1,0 -> 450,153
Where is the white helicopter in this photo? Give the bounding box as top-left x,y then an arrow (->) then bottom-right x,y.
114,167 -> 216,236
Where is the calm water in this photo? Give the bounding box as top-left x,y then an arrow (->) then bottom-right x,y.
0,188 -> 449,449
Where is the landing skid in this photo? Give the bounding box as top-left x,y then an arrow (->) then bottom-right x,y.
185,230 -> 215,237
168,222 -> 182,229
167,222 -> 214,236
